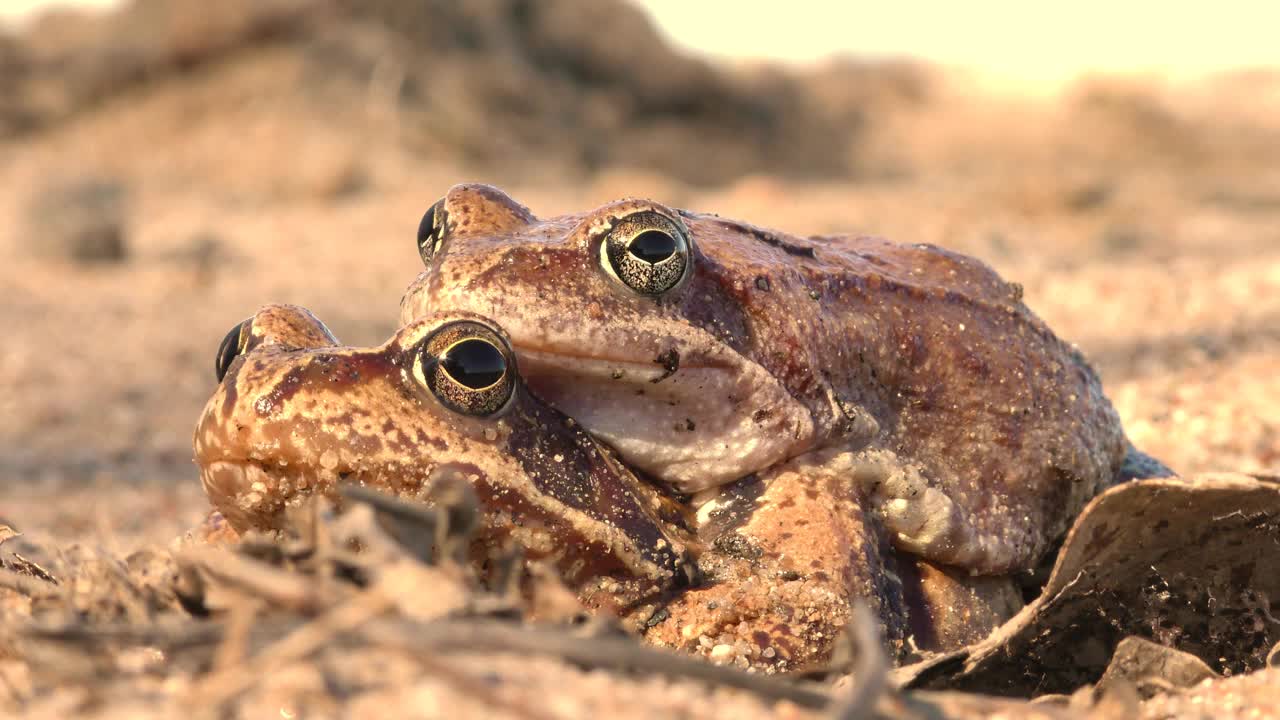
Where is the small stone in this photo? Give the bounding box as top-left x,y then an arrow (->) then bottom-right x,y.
25,177 -> 129,264
709,644 -> 736,663
644,608 -> 669,628
318,449 -> 339,470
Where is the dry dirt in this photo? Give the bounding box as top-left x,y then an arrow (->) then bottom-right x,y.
1,1 -> 1279,718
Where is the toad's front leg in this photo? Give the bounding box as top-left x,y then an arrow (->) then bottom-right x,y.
638,461 -> 910,672
638,452 -> 1023,670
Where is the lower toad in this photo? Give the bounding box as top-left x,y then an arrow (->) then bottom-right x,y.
194,304 -> 1024,670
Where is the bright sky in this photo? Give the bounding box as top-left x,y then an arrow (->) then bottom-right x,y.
643,1 -> 1279,92
5,0 -> 1277,93
0,0 -> 117,22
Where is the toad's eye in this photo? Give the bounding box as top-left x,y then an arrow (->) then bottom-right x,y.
416,198 -> 449,266
214,319 -> 251,382
414,321 -> 515,416
599,211 -> 691,296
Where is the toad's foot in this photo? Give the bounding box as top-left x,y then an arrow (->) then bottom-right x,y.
661,459 -> 910,671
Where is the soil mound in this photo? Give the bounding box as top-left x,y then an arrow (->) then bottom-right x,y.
0,0 -> 922,185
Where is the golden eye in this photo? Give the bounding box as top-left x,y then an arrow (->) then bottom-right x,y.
599,211 -> 691,296
415,321 -> 515,416
416,198 -> 449,266
214,319 -> 250,382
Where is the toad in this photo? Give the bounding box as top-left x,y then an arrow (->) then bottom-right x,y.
194,304 -> 696,610
194,304 -> 1022,669
402,184 -> 1172,576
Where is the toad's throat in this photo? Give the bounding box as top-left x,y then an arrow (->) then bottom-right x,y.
509,344 -> 816,494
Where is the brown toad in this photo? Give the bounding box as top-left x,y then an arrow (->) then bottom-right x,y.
195,304 -> 696,610
194,304 -> 1021,669
402,184 -> 1171,575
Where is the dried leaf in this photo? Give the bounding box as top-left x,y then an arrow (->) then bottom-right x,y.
901,473 -> 1280,696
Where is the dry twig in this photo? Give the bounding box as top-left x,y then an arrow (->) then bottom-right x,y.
362,617 -> 834,710
185,588 -> 396,710
180,547 -> 342,612
0,568 -> 58,598
827,603 -> 890,720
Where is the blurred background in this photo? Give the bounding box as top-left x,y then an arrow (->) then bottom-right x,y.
1,0 -> 1278,548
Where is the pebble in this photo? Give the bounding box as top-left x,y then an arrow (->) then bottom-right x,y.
708,644 -> 736,664
24,177 -> 129,264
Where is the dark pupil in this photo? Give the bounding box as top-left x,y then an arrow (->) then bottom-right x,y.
441,338 -> 506,389
628,230 -> 676,264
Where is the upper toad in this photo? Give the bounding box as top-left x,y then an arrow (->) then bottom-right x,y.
402,184 -> 1171,575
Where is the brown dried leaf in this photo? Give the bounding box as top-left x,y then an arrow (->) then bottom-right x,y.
901,473 -> 1280,696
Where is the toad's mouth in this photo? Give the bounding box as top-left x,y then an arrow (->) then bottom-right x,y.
201,459 -> 321,532
199,459 -> 353,532
509,343 -> 737,384
198,458 -> 447,533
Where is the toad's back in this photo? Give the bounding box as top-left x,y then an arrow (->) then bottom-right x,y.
402,185 -> 1158,573
689,218 -> 1127,567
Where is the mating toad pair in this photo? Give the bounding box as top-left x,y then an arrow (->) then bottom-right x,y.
193,184 -> 1170,670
